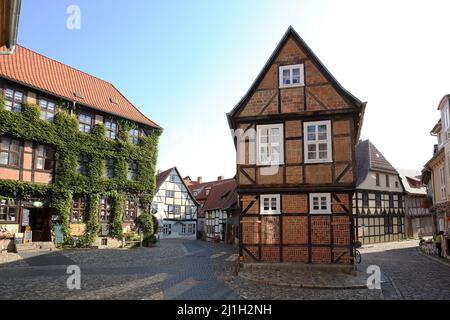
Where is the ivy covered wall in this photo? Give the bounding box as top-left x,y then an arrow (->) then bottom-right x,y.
0,96 -> 162,246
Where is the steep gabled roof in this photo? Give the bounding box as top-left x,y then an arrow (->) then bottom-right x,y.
227,26 -> 366,136
356,140 -> 398,185
0,45 -> 160,128
202,179 -> 237,212
397,168 -> 426,196
188,178 -> 235,202
155,167 -> 199,206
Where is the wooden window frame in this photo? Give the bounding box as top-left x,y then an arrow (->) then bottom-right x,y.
0,199 -> 17,223
124,199 -> 137,222
105,158 -> 114,179
304,120 -> 332,164
71,197 -> 87,223
279,64 -> 305,88
127,161 -> 138,180
260,194 -> 281,215
34,144 -> 54,171
309,193 -> 331,214
3,87 -> 23,113
386,175 -> 390,188
129,128 -> 140,145
0,137 -> 20,168
38,97 -> 56,121
77,154 -> 89,176
78,112 -> 93,133
100,198 -> 112,223
376,173 -> 380,186
166,190 -> 174,198
105,119 -> 118,140
256,124 -> 284,166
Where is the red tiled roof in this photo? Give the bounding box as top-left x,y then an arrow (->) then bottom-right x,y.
202,179 -> 237,212
188,178 -> 234,202
0,45 -> 160,128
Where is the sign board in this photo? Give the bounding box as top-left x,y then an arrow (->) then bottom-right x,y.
70,223 -> 86,236
22,209 -> 30,227
54,224 -> 64,244
24,231 -> 32,244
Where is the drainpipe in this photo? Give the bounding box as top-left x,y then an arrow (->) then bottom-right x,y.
0,0 -> 22,55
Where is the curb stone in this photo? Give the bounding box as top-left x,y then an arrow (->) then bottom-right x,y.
417,247 -> 450,267
237,272 -> 380,290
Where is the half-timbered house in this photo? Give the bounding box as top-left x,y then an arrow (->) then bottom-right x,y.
353,140 -> 405,244
152,167 -> 199,240
398,169 -> 432,238
227,26 -> 366,264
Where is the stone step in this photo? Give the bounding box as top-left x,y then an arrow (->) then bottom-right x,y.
16,242 -> 56,253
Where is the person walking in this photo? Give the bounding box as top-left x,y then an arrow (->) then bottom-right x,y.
435,231 -> 444,258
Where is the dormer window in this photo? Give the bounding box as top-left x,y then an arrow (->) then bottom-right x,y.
279,64 -> 304,88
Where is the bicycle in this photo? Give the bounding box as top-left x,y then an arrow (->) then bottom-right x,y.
354,241 -> 362,264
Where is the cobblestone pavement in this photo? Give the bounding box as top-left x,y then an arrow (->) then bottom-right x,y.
0,239 -> 448,300
0,240 -> 239,300
359,240 -> 450,300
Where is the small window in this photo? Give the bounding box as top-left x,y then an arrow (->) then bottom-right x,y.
0,199 -> 17,222
256,124 -> 284,165
375,193 -> 381,208
168,205 -> 175,213
389,194 -> 394,208
279,64 -> 304,88
395,181 -> 399,188
375,173 -> 380,186
163,224 -> 172,235
71,197 -> 86,223
384,216 -> 394,234
105,119 -> 117,140
3,88 -> 23,112
35,144 -> 54,171
260,194 -> 280,215
39,98 -> 56,121
77,154 -> 89,176
129,128 -> 140,144
105,159 -> 114,179
78,113 -> 93,133
386,175 -> 390,187
304,121 -> 332,163
362,193 -> 369,207
309,193 -> 331,214
124,199 -> 137,222
166,190 -> 174,198
127,161 -> 138,180
0,137 -> 20,167
174,205 -> 181,214
100,198 -> 112,222
169,174 -> 177,183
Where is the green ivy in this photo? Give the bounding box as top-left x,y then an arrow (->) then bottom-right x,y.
0,96 -> 162,247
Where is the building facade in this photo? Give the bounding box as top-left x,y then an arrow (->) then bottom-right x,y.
353,140 -> 406,244
0,46 -> 161,250
202,179 -> 239,244
152,167 -> 198,240
398,169 -> 433,239
227,27 -> 365,264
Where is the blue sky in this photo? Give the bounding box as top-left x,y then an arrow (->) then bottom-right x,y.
17,0 -> 450,181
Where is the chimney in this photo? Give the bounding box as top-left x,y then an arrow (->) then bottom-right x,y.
218,176 -> 224,181
157,169 -> 162,175
197,176 -> 203,183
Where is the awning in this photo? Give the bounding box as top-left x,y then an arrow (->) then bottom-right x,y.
0,0 -> 21,54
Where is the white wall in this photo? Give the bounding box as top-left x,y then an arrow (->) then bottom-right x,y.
358,170 -> 403,192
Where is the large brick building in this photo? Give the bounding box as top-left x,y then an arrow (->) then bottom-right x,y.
227,27 -> 366,264
0,45 -> 161,250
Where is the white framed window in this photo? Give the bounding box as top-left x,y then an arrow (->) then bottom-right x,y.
256,124 -> 284,166
309,193 -> 331,214
304,120 -> 332,163
279,64 -> 304,88
260,194 -> 280,215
